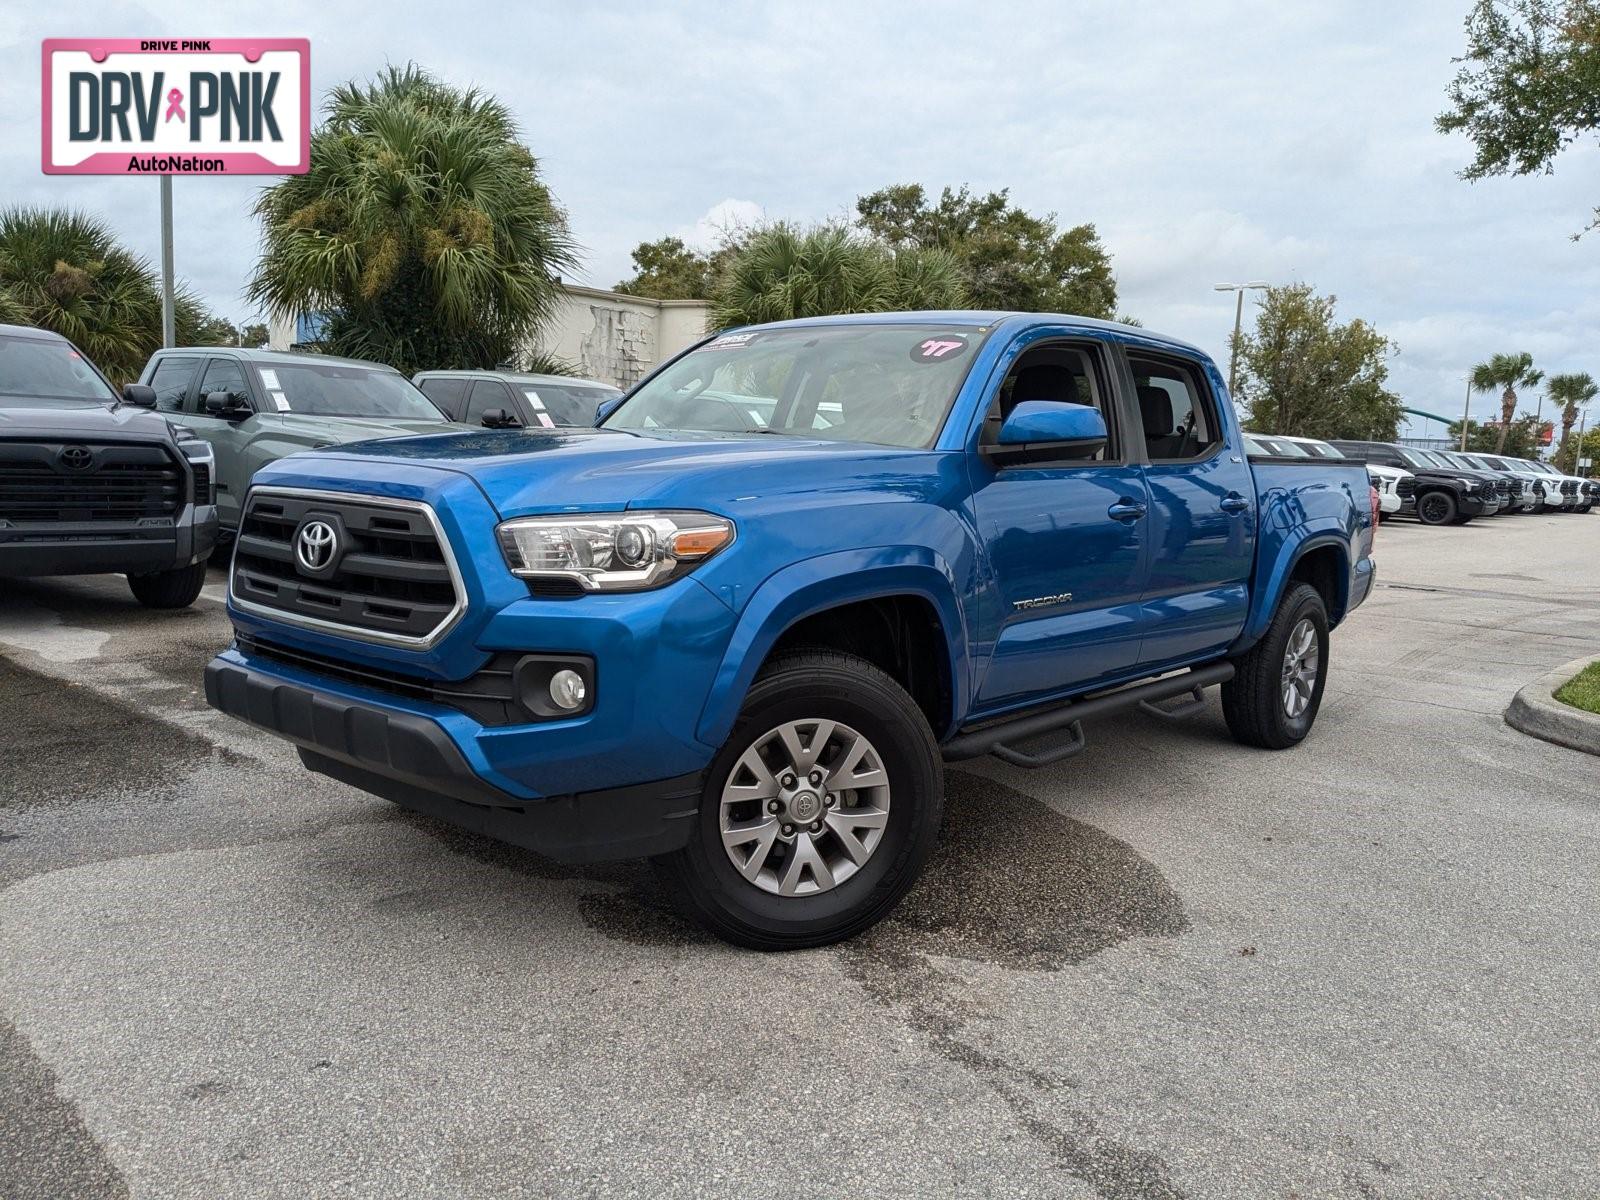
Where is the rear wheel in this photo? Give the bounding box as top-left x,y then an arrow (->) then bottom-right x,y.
656,650 -> 943,950
127,560 -> 207,609
1416,490 -> 1458,526
1222,583 -> 1329,750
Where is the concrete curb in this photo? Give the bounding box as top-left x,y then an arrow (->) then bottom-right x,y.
1504,654 -> 1600,757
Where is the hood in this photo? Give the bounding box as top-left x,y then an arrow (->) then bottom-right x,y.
1364,463 -> 1410,481
0,399 -> 172,441
301,426 -> 938,516
248,413 -> 473,444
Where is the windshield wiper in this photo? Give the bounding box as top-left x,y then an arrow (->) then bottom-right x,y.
742,427 -> 790,436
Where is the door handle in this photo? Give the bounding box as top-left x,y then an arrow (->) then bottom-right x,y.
1107,499 -> 1147,521
1220,494 -> 1250,514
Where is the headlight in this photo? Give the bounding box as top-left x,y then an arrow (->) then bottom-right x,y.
496,511 -> 734,592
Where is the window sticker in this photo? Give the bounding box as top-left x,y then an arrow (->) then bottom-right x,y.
259,368 -> 281,390
909,335 -> 968,363
270,391 -> 290,412
703,331 -> 757,351
522,390 -> 555,427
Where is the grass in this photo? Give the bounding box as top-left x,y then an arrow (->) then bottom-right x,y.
1554,662 -> 1600,715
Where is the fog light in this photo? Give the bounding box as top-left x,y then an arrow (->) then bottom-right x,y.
549,669 -> 587,711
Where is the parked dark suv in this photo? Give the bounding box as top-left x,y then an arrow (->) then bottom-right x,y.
0,324 -> 218,607
1329,440 -> 1499,525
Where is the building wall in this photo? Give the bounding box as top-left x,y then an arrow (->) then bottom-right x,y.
267,285 -> 709,389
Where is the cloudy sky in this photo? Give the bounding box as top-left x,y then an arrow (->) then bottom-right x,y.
7,1 -> 1597,434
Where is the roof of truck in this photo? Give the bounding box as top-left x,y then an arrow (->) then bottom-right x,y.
149,346 -> 403,372
725,310 -> 1207,357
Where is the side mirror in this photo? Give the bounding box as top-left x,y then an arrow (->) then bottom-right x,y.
985,400 -> 1108,465
594,394 -> 625,425
480,408 -> 522,429
122,383 -> 157,407
205,390 -> 251,420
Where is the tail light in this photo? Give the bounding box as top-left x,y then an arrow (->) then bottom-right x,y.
1368,485 -> 1380,550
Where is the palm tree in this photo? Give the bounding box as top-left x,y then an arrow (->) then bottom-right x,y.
248,64 -> 578,376
1469,352 -> 1543,454
0,207 -> 167,382
711,223 -> 967,330
1548,372 -> 1598,472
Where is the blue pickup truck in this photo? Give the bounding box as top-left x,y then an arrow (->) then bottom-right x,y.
205,312 -> 1376,948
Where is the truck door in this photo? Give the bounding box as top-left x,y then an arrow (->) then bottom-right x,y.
186,357 -> 260,530
968,337 -> 1151,711
1125,350 -> 1256,666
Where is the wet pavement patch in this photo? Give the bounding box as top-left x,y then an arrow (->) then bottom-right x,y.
0,659 -> 233,809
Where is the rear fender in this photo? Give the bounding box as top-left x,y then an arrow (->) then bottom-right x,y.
695,548 -> 970,747
1230,527 -> 1353,654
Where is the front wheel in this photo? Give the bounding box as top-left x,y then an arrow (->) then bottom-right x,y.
1222,583 -> 1329,750
127,560 -> 208,609
1416,490 -> 1458,526
655,650 -> 943,950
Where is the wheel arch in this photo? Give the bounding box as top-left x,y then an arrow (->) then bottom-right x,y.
1230,531 -> 1353,655
695,549 -> 969,748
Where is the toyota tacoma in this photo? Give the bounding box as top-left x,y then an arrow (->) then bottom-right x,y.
205,312 -> 1376,948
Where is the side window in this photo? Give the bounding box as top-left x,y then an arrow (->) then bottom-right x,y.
194,358 -> 251,413
148,356 -> 201,413
984,343 -> 1116,462
1129,355 -> 1221,462
419,377 -> 469,420
463,379 -> 515,426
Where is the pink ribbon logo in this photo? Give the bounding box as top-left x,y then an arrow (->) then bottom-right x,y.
164,88 -> 185,123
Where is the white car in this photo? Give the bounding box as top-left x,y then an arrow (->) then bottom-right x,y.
1266,434 -> 1414,517
1515,458 -> 1589,511
1469,453 -> 1560,512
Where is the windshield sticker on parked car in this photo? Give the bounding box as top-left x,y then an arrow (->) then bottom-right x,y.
259,369 -> 281,390
703,332 -> 757,351
522,390 -> 556,427
270,391 -> 290,412
910,335 -> 968,362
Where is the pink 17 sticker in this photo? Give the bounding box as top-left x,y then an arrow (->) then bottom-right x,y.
911,335 -> 968,362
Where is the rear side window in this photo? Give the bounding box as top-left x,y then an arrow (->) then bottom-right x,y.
195,358 -> 251,413
148,356 -> 201,412
418,377 -> 469,419
1129,356 -> 1221,461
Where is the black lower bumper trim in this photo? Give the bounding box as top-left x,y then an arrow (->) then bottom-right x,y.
205,657 -> 702,863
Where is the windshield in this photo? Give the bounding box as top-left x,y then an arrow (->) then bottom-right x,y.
603,324 -> 989,449
1524,459 -> 1561,475
1301,441 -> 1345,458
1396,448 -> 1441,469
1261,437 -> 1310,456
265,361 -> 446,420
0,333 -> 118,405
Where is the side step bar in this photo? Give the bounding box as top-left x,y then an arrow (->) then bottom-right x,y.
941,662 -> 1235,768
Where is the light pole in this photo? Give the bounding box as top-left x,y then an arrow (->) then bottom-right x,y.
1461,376 -> 1472,451
1214,282 -> 1270,399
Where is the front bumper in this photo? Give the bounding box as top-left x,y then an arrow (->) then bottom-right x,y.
205,655 -> 703,862
0,505 -> 218,578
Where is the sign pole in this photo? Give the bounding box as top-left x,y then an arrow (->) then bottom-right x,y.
159,174 -> 176,348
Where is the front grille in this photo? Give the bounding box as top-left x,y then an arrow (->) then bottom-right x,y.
0,440 -> 181,524
237,634 -> 525,725
231,489 -> 462,646
1561,480 -> 1578,495
1395,477 -> 1417,499
1506,478 -> 1523,498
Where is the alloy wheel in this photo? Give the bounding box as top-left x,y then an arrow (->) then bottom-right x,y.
719,718 -> 891,897
1281,617 -> 1320,718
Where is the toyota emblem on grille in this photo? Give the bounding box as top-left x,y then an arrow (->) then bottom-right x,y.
295,520 -> 339,572
58,445 -> 94,471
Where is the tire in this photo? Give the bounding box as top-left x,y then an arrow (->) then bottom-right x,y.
1416,490 -> 1458,526
127,560 -> 208,609
655,649 -> 943,950
1222,583 -> 1329,751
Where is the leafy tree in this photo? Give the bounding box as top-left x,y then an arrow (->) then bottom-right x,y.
1571,424 -> 1600,472
249,64 -> 578,376
855,184 -> 1117,318
0,207 -> 171,383
1449,412 -> 1549,456
614,236 -> 740,300
710,223 -> 966,329
175,303 -> 239,346
1436,1 -> 1600,232
1548,371 -> 1598,469
240,322 -> 270,348
1234,284 -> 1402,439
1469,352 -> 1544,452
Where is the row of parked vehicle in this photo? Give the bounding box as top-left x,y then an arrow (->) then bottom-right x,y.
1242,432 -> 1597,525
0,323 -> 622,607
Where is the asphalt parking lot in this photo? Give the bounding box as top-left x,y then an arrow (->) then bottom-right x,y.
2,513 -> 1597,1199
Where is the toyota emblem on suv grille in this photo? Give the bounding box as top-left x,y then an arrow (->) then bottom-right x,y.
58,445 -> 94,470
295,520 -> 339,572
